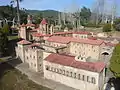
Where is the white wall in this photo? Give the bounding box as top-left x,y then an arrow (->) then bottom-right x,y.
43,61 -> 104,90
69,42 -> 100,60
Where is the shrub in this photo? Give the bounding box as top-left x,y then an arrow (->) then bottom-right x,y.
103,23 -> 111,32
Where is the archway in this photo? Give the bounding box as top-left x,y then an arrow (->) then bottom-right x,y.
102,52 -> 109,56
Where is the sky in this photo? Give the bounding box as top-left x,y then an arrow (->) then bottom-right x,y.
0,0 -> 95,11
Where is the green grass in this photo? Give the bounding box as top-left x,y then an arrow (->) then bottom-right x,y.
8,35 -> 18,41
0,59 -> 5,63
0,63 -> 51,90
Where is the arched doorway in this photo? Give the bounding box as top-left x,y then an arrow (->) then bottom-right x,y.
102,52 -> 109,56
101,52 -> 110,64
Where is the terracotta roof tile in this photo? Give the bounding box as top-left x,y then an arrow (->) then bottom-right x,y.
32,33 -> 43,37
88,37 -> 97,40
47,36 -> 104,45
47,36 -> 72,44
17,40 -> 31,45
32,33 -> 52,37
45,53 -> 106,73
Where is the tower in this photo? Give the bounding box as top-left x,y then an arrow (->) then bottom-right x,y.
27,15 -> 32,24
39,18 -> 48,34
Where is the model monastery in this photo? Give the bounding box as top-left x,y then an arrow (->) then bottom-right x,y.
15,15 -> 118,90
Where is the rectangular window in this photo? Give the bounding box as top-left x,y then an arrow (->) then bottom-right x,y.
87,76 -> 89,82
78,74 -> 81,80
82,75 -> 85,81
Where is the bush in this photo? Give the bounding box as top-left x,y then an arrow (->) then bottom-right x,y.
113,18 -> 120,31
103,23 -> 111,32
110,44 -> 120,77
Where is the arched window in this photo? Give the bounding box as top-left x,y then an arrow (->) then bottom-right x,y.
70,72 -> 72,77
91,77 -> 96,84
53,68 -> 56,72
74,73 -> 77,78
56,68 -> 58,73
63,70 -> 65,75
51,67 -> 54,72
66,71 -> 69,76
59,69 -> 62,74
45,65 -> 49,70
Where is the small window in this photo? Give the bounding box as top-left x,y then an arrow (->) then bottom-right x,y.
45,65 -> 49,70
87,76 -> 89,82
51,67 -> 54,72
33,56 -> 35,59
91,77 -> 96,84
27,56 -> 28,60
56,68 -> 58,73
82,75 -> 85,81
66,71 -> 69,76
78,74 -> 81,80
70,72 -> 72,77
92,46 -> 94,48
74,73 -> 76,78
63,70 -> 65,75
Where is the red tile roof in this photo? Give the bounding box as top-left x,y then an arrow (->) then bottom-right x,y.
32,33 -> 52,37
41,18 -> 48,25
45,53 -> 106,73
17,40 -> 31,45
47,36 -> 72,44
32,33 -> 44,37
47,36 -> 104,45
88,37 -> 97,40
29,43 -> 40,48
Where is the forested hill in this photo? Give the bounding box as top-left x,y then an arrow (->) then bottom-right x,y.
0,5 -> 60,24
0,5 -> 28,24
26,10 -> 60,18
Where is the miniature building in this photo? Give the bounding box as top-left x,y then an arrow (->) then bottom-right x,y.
43,53 -> 106,90
15,16 -> 117,90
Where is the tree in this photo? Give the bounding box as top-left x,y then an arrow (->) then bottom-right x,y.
110,44 -> 120,77
11,0 -> 23,25
2,24 -> 9,34
0,29 -> 8,57
103,23 -> 111,32
80,7 -> 91,25
113,18 -> 120,31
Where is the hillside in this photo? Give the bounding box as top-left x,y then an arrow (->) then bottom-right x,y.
26,9 -> 60,19
0,5 -> 28,24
